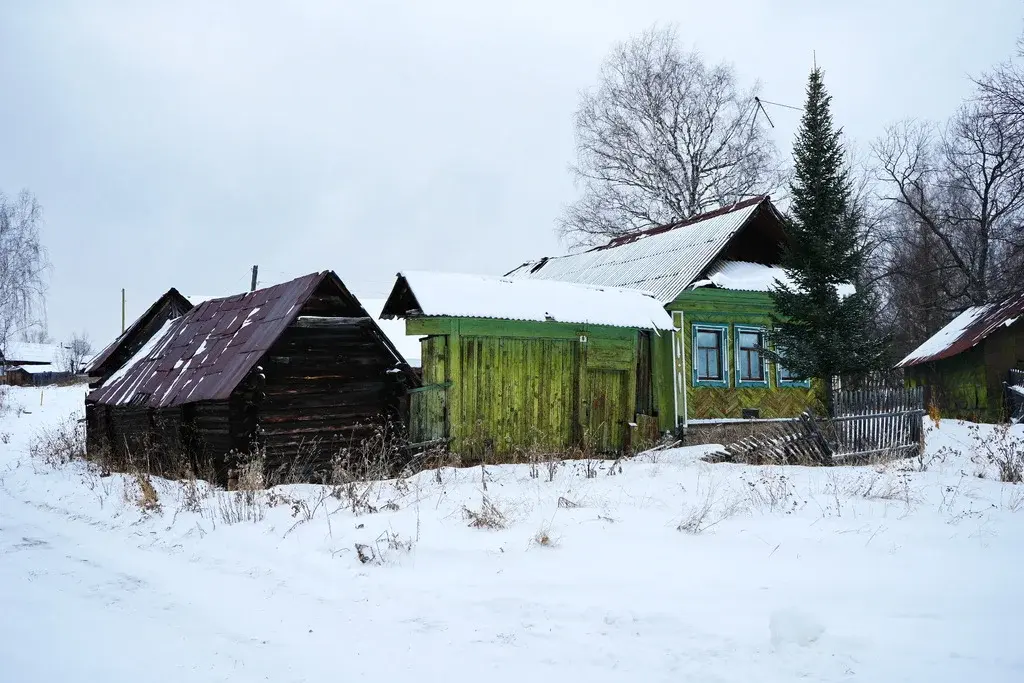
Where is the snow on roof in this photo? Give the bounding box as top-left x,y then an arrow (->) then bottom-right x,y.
702,260 -> 857,298
18,364 -> 61,375
506,196 -> 774,303
1,342 -> 58,365
98,318 -> 177,392
384,271 -> 674,330
359,297 -> 422,367
86,288 -> 193,375
898,291 -> 1024,367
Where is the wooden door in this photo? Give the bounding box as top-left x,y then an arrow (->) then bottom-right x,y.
584,369 -> 630,452
409,336 -> 448,445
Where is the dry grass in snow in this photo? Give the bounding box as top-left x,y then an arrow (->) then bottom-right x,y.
1,385 -> 1023,682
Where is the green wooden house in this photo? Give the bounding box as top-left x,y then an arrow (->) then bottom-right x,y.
897,291 -> 1024,421
507,196 -> 831,432
380,271 -> 674,454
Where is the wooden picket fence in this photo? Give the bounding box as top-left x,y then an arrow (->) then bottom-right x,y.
827,385 -> 925,463
720,383 -> 926,466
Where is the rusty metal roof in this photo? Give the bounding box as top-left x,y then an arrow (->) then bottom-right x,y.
897,291 -> 1024,367
505,196 -> 776,303
88,272 -> 413,408
85,288 -> 194,376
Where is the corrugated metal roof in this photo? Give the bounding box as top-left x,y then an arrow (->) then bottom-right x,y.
506,196 -> 771,303
85,288 -> 194,375
382,271 -> 675,330
897,291 -> 1024,367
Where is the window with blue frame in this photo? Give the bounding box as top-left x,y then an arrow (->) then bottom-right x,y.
735,326 -> 768,387
692,324 -> 728,387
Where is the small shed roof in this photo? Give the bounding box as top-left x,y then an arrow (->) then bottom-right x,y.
381,271 -> 674,330
1,342 -> 57,365
359,297 -> 423,367
505,196 -> 781,303
897,291 -> 1024,367
90,272 -> 411,408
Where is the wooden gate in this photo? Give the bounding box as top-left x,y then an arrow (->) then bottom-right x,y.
409,382 -> 449,445
409,335 -> 449,446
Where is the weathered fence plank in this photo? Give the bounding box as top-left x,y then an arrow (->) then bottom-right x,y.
720,383 -> 926,466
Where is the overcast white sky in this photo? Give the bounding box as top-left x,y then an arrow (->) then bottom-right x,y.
1,1 -> 1021,347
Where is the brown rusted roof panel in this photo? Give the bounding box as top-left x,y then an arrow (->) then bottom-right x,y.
88,272 -> 327,408
898,291 -> 1024,367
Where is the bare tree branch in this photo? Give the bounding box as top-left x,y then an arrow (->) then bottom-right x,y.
560,26 -> 784,246
0,190 -> 49,348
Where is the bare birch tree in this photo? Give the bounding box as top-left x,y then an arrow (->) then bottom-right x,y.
58,333 -> 92,374
560,26 -> 784,245
0,190 -> 49,348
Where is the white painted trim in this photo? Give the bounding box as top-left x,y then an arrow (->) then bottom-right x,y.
673,310 -> 688,432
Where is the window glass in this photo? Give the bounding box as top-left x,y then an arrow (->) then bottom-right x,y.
738,329 -> 764,381
696,329 -> 723,380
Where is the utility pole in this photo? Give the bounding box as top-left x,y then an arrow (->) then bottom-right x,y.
250,265 -> 259,292
121,288 -> 126,333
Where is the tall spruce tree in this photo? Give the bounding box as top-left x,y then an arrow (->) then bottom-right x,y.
769,68 -> 887,401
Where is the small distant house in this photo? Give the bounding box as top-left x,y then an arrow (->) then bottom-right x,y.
85,288 -> 195,388
86,272 -> 417,483
381,271 -> 674,455
0,342 -> 68,386
507,196 -> 833,431
897,292 -> 1024,421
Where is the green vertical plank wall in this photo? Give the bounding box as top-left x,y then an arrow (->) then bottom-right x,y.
406,317 -> 643,455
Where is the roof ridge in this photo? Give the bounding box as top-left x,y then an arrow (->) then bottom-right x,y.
590,195 -> 769,252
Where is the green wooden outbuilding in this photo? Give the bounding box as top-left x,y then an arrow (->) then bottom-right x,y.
507,196 -> 830,432
380,271 -> 675,455
897,291 -> 1024,421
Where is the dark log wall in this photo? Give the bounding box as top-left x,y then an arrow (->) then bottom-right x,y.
256,320 -> 406,478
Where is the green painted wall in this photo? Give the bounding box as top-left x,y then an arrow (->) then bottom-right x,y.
906,342 -> 993,421
651,288 -> 821,428
406,317 -> 643,456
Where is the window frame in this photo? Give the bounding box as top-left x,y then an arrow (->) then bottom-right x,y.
691,323 -> 729,388
734,325 -> 768,388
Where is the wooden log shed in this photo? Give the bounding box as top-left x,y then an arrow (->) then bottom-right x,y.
86,272 -> 418,483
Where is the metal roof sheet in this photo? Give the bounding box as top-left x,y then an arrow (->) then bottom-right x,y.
897,291 -> 1024,367
89,273 -> 329,408
505,196 -> 770,302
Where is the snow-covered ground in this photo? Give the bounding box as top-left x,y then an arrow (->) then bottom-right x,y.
1,385 -> 1023,682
